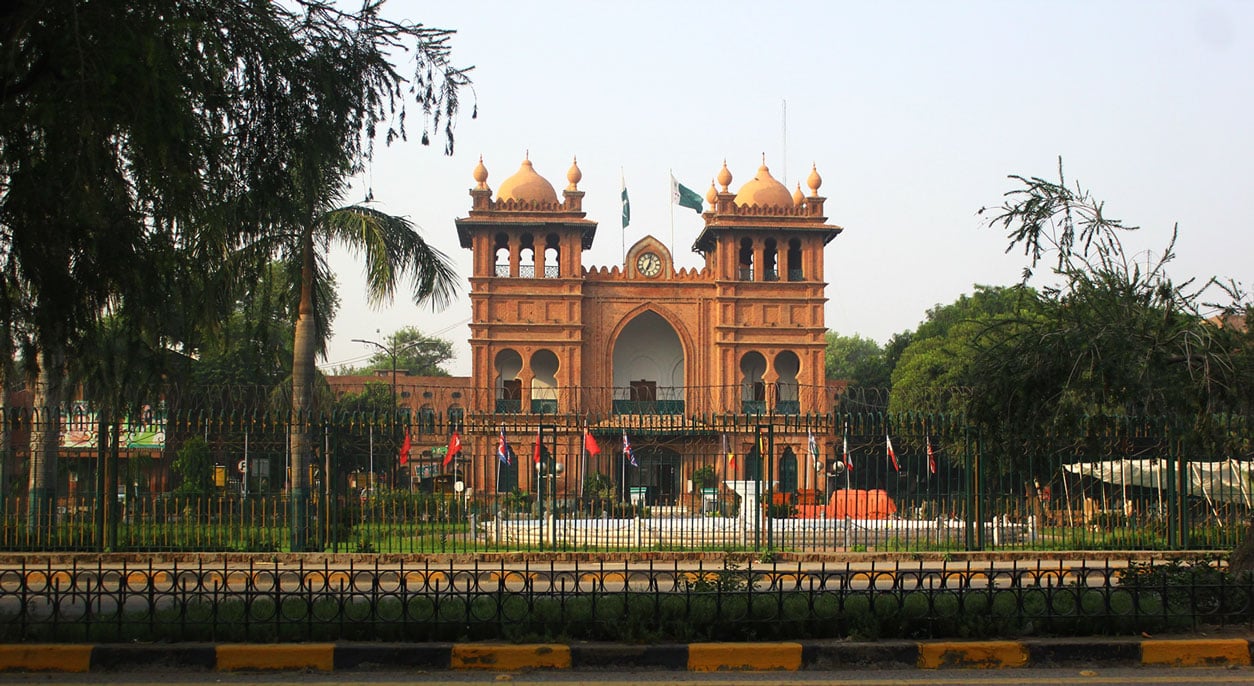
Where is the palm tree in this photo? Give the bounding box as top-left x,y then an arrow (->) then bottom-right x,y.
287,199 -> 457,550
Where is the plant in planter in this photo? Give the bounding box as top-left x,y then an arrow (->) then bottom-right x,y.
691,465 -> 717,491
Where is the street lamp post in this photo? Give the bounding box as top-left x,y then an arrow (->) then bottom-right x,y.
353,335 -> 426,490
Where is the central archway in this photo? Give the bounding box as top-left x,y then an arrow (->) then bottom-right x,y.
612,310 -> 685,414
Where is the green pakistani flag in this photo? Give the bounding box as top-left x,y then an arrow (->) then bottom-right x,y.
621,181 -> 631,229
671,174 -> 703,214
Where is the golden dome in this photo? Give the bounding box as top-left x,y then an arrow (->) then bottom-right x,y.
496,156 -> 558,204
792,183 -> 805,207
566,156 -> 582,191
706,180 -> 718,205
807,163 -> 823,196
472,156 -> 489,190
716,160 -> 733,192
734,162 -> 792,208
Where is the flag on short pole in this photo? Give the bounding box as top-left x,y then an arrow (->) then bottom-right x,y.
532,424 -> 543,465
670,173 -> 703,214
926,435 -> 937,475
622,431 -> 637,467
443,431 -> 461,467
621,176 -> 631,229
886,434 -> 900,472
399,428 -> 412,466
842,428 -> 853,472
497,425 -> 511,466
808,430 -> 821,472
583,426 -> 600,456
723,433 -> 735,468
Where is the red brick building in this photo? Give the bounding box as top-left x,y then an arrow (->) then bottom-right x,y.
335,155 -> 843,504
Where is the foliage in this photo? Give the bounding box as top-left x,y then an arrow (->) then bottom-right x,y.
824,332 -> 891,388
971,158 -> 1252,469
190,263 -> 315,388
330,383 -> 400,474
171,438 -> 215,497
344,326 -> 455,377
690,465 -> 717,490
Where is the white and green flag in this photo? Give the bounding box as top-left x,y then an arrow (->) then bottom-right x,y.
621,177 -> 631,229
670,174 -> 703,214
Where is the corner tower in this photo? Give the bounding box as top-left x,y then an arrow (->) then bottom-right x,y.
456,156 -> 597,415
694,159 -> 842,414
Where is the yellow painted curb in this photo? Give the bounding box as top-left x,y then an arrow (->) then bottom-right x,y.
688,642 -> 803,672
450,644 -> 571,670
215,644 -> 335,671
1142,639 -> 1252,667
918,641 -> 1029,669
0,645 -> 91,672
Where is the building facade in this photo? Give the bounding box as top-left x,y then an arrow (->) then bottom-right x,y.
357,155 -> 843,505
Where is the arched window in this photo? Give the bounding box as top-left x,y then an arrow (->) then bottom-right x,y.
779,447 -> 798,494
744,441 -> 762,481
530,349 -> 559,414
494,233 -> 511,277
519,233 -> 536,278
494,349 -> 523,413
544,233 -> 561,278
787,238 -> 803,281
739,352 -> 767,414
738,238 -> 754,281
773,351 -> 800,415
447,406 -> 464,433
764,238 -> 779,281
418,405 -> 436,433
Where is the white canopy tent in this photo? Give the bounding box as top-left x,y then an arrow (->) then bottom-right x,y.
1062,458 -> 1254,507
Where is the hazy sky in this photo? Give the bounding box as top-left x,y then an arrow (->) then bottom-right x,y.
322,0 -> 1253,376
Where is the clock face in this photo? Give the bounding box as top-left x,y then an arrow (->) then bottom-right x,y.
636,252 -> 662,277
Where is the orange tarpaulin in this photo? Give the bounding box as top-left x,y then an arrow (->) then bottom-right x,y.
795,489 -> 898,519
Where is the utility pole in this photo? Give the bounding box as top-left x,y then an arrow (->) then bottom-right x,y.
353,334 -> 425,489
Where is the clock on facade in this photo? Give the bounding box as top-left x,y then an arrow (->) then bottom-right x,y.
636,251 -> 662,277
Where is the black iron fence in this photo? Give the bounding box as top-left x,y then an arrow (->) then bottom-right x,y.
1,392 -> 1251,553
0,556 -> 1248,643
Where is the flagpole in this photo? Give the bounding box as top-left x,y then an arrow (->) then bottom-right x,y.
668,169 -> 675,257
621,168 -> 627,264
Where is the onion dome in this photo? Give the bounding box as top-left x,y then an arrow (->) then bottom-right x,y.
706,180 -> 718,205
496,156 -> 558,204
792,183 -> 805,207
716,160 -> 733,192
733,161 -> 792,208
807,163 -> 823,196
472,156 -> 489,190
566,156 -> 582,191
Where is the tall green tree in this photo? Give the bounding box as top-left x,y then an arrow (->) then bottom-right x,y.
888,285 -> 1040,419
971,160 -> 1251,471
1,1 -> 472,542
348,326 -> 455,377
824,332 -> 890,389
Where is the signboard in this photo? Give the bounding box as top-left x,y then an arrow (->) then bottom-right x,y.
236,459 -> 248,475
61,401 -> 166,450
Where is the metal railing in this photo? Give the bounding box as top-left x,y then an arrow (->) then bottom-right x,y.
0,556 -> 1247,642
1,391 -> 1250,554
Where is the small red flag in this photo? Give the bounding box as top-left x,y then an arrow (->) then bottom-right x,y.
533,425 -> 542,465
398,428 -> 412,466
584,428 -> 601,456
443,431 -> 461,467
926,436 -> 937,475
886,434 -> 900,472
